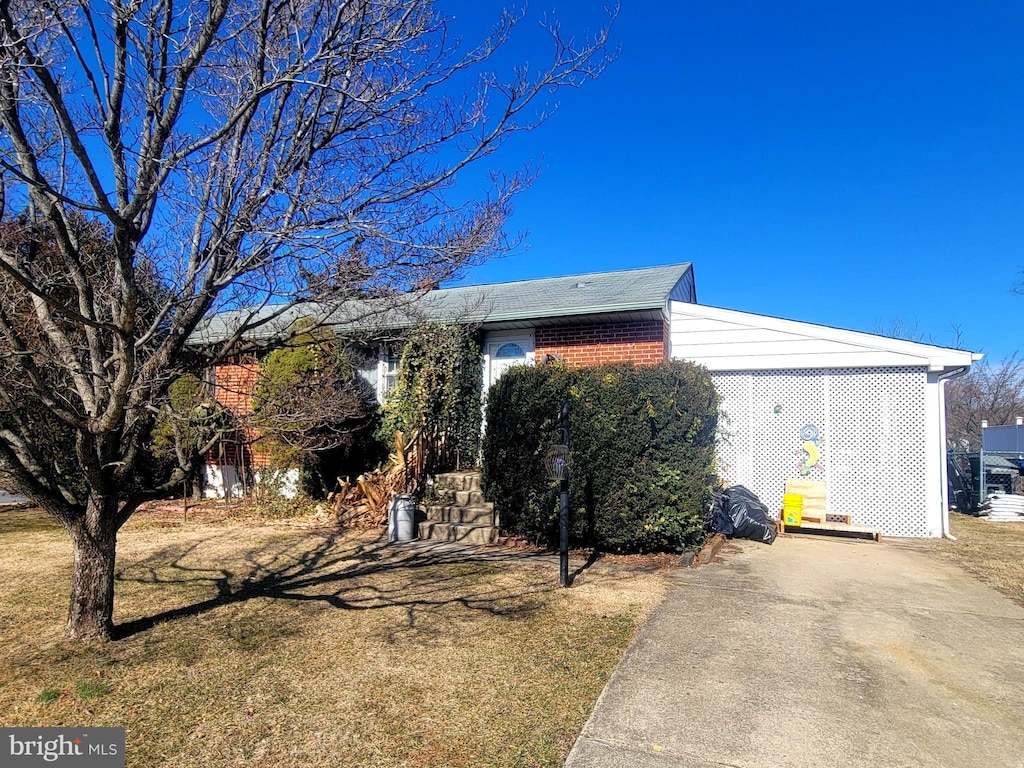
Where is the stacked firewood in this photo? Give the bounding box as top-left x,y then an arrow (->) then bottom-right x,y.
329,430 -> 424,528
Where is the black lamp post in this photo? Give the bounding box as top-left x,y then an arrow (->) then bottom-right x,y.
544,399 -> 571,587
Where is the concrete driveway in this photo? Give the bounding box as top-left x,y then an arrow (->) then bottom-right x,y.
565,535 -> 1024,768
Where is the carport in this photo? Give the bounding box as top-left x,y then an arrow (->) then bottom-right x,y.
670,302 -> 981,537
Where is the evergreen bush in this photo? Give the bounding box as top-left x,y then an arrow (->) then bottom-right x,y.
482,360 -> 718,553
252,332 -> 381,495
149,374 -> 232,498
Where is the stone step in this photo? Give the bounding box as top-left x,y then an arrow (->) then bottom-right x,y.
451,490 -> 485,506
418,521 -> 497,545
425,504 -> 494,526
434,471 -> 481,492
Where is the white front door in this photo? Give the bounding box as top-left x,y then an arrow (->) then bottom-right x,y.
485,336 -> 534,391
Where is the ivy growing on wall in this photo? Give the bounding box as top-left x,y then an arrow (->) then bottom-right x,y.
381,322 -> 483,472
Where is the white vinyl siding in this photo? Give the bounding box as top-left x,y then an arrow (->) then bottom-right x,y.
669,302 -> 971,372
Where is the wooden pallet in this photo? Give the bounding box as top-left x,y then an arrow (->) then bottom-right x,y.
777,517 -> 882,541
779,479 -> 882,542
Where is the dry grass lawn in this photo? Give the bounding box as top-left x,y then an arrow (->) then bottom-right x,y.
0,506 -> 672,767
941,512 -> 1024,606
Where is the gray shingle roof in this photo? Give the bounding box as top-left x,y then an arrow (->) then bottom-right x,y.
420,262 -> 695,323
190,262 -> 694,345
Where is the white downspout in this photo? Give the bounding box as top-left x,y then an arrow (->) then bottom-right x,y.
937,366 -> 969,540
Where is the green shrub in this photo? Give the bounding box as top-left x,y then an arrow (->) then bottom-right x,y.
253,331 -> 382,494
482,360 -> 718,553
149,374 -> 233,497
481,363 -> 570,543
251,491 -> 323,520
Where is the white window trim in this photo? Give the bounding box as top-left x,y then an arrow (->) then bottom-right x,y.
375,344 -> 402,404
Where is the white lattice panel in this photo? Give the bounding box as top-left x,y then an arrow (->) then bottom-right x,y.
750,370 -> 830,514
827,368 -> 929,536
711,367 -> 930,537
713,372 -> 752,484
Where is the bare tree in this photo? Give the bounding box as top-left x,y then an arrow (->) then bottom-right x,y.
871,317 -> 966,350
946,354 -> 1024,450
0,0 -> 612,640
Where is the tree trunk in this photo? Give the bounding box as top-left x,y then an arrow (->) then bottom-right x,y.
66,510 -> 118,641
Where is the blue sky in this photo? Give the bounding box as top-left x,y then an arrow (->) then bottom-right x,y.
445,1 -> 1023,361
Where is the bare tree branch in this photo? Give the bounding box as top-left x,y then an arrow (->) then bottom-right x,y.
946,353 -> 1024,451
0,0 -> 613,640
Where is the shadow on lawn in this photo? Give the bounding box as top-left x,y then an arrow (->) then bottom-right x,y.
113,533 -> 554,640
570,549 -> 603,585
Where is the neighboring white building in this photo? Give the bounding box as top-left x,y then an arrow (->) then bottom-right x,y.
669,301 -> 980,538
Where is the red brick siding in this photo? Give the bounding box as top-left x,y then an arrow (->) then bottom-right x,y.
535,319 -> 669,368
211,356 -> 271,468
213,357 -> 259,415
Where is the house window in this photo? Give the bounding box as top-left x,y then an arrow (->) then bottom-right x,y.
353,347 -> 380,401
494,342 -> 525,358
382,348 -> 400,395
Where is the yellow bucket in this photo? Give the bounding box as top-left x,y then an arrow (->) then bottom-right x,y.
783,493 -> 803,526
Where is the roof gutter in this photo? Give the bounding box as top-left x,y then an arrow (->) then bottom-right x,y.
468,300 -> 667,325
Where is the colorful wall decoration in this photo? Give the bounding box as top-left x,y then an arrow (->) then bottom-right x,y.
797,423 -> 824,477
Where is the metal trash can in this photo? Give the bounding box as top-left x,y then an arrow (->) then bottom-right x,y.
388,493 -> 417,541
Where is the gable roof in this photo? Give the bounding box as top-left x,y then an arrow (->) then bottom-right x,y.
191,263 -> 695,344
669,301 -> 981,373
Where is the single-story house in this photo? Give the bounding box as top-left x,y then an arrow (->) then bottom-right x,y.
197,262 -> 979,537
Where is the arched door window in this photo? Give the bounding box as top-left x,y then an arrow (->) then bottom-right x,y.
494,342 -> 525,358
486,338 -> 532,390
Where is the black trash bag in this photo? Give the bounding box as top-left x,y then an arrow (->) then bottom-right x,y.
708,491 -> 734,536
718,485 -> 777,545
